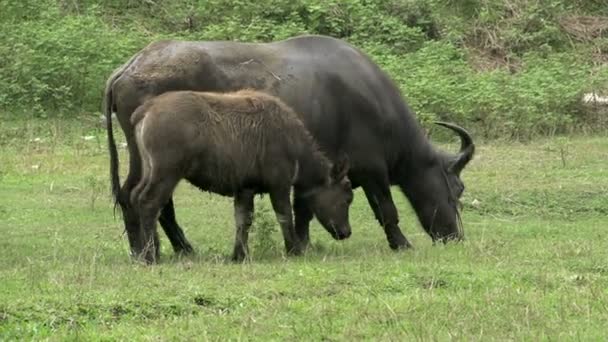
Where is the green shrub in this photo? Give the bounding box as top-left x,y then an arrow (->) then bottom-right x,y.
0,7 -> 145,116
365,41 -> 601,139
0,0 -> 606,138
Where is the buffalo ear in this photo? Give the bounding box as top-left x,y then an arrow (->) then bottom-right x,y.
331,154 -> 350,181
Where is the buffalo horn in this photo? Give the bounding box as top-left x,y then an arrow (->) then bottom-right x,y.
434,121 -> 475,174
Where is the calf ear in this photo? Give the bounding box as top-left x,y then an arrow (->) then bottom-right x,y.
332,154 -> 350,180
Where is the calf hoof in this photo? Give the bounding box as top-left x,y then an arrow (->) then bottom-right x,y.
130,250 -> 158,265
145,249 -> 159,264
299,239 -> 311,251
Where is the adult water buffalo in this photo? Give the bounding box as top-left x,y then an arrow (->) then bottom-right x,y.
130,89 -> 353,263
104,34 -> 475,256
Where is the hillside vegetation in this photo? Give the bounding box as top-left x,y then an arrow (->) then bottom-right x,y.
2,2 -> 608,339
1,0 -> 607,138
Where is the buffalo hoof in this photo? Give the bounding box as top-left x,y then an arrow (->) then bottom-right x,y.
231,255 -> 249,263
231,247 -> 249,263
433,235 -> 464,245
389,238 -> 413,251
174,244 -> 195,256
286,244 -> 305,257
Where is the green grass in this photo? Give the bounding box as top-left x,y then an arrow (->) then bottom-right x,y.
1,118 -> 607,340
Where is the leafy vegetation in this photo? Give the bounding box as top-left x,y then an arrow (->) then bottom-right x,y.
1,118 -> 607,339
2,2 -> 607,339
1,0 -> 607,138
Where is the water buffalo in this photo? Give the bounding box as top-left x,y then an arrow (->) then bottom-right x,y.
104,34 -> 475,256
130,89 -> 353,263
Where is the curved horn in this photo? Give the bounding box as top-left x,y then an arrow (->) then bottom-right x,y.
434,121 -> 475,174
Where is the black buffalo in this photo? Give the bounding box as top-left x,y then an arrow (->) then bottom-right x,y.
104,34 -> 475,256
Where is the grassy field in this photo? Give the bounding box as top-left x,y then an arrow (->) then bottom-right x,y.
1,118 -> 607,340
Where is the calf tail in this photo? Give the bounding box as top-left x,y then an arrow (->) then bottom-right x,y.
130,103 -> 149,127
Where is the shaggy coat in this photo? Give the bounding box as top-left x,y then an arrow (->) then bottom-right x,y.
130,90 -> 352,262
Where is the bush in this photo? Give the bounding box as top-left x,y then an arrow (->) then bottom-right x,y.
0,6 -> 145,116
0,0 -> 606,138
368,41 -> 604,139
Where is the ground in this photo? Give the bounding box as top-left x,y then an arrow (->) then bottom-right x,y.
0,118 -> 607,340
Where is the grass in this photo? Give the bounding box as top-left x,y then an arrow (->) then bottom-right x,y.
1,117 -> 607,340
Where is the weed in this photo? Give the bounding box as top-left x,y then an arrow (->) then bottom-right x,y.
250,199 -> 281,259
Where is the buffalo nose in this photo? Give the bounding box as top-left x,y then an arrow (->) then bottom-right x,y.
337,228 -> 352,240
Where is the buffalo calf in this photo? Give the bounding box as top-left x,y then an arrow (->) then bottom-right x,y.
130,90 -> 353,263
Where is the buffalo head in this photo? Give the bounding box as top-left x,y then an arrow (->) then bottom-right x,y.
403,122 -> 475,243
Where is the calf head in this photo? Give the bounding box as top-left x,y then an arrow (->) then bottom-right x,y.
307,155 -> 353,240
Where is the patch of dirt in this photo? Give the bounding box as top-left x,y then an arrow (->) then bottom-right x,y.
193,295 -> 214,307
462,23 -> 523,73
466,45 -> 522,73
559,15 -> 608,42
560,15 -> 608,65
420,277 -> 448,290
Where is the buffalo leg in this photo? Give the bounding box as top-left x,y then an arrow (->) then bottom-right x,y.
232,189 -> 255,262
362,181 -> 413,250
269,188 -> 303,256
293,192 -> 313,249
158,198 -> 194,254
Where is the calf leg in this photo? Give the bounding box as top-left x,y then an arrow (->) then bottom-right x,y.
127,149 -> 192,255
158,198 -> 194,254
232,189 -> 255,262
362,180 -> 413,250
118,157 -> 144,257
269,188 -> 303,256
122,135 -> 192,256
135,175 -> 179,264
293,192 -> 313,249
130,175 -> 161,262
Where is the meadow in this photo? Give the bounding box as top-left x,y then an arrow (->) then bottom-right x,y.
1,118 -> 606,340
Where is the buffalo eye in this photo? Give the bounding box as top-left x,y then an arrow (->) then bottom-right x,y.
454,184 -> 464,198
342,179 -> 352,189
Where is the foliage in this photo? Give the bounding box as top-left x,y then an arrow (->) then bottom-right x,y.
0,4 -> 145,117
1,0 -> 607,138
388,43 -> 600,138
250,200 -> 281,259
